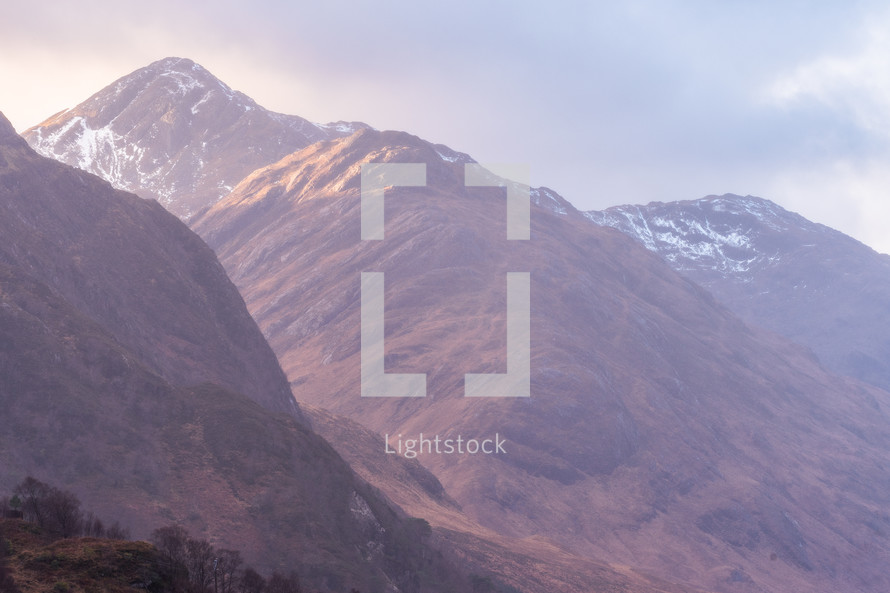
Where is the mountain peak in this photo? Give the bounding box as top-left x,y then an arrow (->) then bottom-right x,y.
585,193 -> 829,276
698,193 -> 791,220
589,192 -> 890,396
106,56 -> 244,110
148,56 -> 200,72
23,59 -> 364,219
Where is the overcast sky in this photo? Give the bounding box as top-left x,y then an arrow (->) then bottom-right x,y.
2,0 -> 890,253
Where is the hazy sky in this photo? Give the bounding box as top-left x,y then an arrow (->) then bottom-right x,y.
2,1 -> 890,253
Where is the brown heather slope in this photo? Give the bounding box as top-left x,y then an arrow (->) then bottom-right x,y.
0,112 -> 466,593
0,111 -> 295,417
23,57 -> 366,219
305,405 -> 714,593
1,519 -> 176,593
193,127 -> 890,593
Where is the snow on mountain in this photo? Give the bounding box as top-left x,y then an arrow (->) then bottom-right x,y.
587,193 -> 890,392
585,194 -> 823,278
24,57 -> 367,219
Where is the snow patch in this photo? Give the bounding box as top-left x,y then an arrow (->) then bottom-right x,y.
190,90 -> 214,115
435,149 -> 461,163
531,187 -> 568,216
317,121 -> 360,135
586,199 -> 791,277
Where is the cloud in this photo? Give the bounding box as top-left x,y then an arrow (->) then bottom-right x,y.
764,157 -> 890,255
766,10 -> 890,139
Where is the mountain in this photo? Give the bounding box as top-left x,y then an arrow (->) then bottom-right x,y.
587,194 -> 890,392
16,57 -> 715,593
0,112 -> 465,592
2,109 -> 295,417
192,127 -> 890,593
22,57 -> 365,219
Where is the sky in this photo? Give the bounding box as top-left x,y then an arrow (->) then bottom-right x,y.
2,0 -> 890,253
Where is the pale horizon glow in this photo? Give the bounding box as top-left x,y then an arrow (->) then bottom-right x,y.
2,1 -> 890,254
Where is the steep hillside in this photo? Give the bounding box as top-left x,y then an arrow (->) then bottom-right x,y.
1,110 -> 294,415
193,128 -> 890,593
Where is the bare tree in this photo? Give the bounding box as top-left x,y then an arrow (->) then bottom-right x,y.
82,512 -> 106,538
215,549 -> 242,593
105,521 -> 130,540
266,572 -> 301,593
12,478 -> 86,539
186,537 -> 215,593
151,524 -> 190,590
44,488 -> 82,538
152,524 -> 189,566
13,477 -> 51,527
238,567 -> 265,593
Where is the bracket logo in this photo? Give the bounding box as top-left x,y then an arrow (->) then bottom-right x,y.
360,163 -> 530,398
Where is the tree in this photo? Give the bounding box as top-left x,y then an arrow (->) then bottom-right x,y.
105,521 -> 130,540
238,567 -> 265,593
82,512 -> 106,538
13,477 -> 51,527
265,572 -> 301,593
43,488 -> 82,538
0,496 -> 22,523
186,537 -> 215,593
152,525 -> 189,567
215,549 -> 242,593
12,477 -> 88,539
151,524 -> 189,590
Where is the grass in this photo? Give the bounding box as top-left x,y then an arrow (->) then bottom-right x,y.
1,519 -> 172,593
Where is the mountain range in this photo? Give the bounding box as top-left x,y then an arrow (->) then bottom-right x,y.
188,125 -> 890,593
17,58 -> 890,593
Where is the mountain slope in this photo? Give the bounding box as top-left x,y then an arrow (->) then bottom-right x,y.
0,112 -> 465,593
23,57 -> 365,219
1,111 -> 295,416
587,194 -> 890,391
192,128 -> 890,593
304,404 -> 715,593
